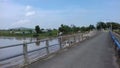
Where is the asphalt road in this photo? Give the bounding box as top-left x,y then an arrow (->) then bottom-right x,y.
28,32 -> 117,68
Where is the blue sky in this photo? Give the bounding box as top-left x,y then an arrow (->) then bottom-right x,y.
0,0 -> 120,29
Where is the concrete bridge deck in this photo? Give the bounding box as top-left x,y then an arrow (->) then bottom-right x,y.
27,32 -> 117,68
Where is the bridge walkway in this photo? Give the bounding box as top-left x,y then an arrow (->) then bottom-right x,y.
27,32 -> 117,68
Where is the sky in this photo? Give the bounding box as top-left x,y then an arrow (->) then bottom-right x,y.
0,0 -> 120,29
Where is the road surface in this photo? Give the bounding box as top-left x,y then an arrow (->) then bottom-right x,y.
28,32 -> 117,68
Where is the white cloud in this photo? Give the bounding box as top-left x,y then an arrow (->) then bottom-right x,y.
25,11 -> 36,16
25,5 -> 36,17
25,5 -> 32,11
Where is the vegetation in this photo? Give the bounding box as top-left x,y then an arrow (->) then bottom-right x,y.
58,24 -> 95,35
96,21 -> 120,35
96,22 -> 107,30
58,24 -> 72,34
35,25 -> 41,34
88,25 -> 95,30
0,21 -> 120,38
96,21 -> 120,30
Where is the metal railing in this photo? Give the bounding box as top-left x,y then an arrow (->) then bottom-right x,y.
110,31 -> 120,48
0,31 -> 96,67
109,31 -> 120,57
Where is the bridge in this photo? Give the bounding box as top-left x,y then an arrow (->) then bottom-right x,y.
0,30 -> 120,68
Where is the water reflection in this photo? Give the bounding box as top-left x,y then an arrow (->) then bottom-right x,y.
15,37 -> 24,40
0,36 -> 60,47
30,38 -> 33,42
35,38 -> 41,46
0,37 -> 36,46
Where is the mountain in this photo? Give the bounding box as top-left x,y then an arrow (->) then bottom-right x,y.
9,27 -> 34,30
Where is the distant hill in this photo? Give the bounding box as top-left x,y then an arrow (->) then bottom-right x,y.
9,27 -> 34,31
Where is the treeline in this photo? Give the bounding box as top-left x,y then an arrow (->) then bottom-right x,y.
58,24 -> 95,34
35,24 -> 96,36
96,22 -> 120,30
35,21 -> 120,36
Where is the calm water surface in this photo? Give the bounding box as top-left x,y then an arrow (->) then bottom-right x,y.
0,36 -> 59,61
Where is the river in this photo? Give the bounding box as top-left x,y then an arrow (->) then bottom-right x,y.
0,36 -> 60,67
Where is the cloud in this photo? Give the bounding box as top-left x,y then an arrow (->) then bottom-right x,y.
25,11 -> 36,16
25,5 -> 32,11
25,5 -> 36,17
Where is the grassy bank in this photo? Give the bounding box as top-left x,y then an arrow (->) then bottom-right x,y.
0,30 -> 58,39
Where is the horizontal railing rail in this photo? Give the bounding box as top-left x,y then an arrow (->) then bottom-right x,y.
0,43 -> 59,61
0,31 -> 97,67
109,31 -> 120,49
0,39 -> 48,49
109,31 -> 120,58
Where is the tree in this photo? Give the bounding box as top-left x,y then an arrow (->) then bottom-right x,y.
96,22 -> 107,30
80,26 -> 86,32
88,24 -> 95,30
106,22 -> 120,30
71,25 -> 80,33
35,25 -> 40,34
58,24 -> 71,34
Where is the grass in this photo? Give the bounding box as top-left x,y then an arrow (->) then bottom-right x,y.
0,30 -> 58,39
0,29 -> 88,39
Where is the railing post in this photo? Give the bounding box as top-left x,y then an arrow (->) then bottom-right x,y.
86,33 -> 88,39
81,33 -> 83,41
23,41 -> 28,65
78,34 -> 81,42
68,37 -> 71,46
84,32 -> 87,39
46,39 -> 49,54
58,36 -> 62,50
73,35 -> 76,43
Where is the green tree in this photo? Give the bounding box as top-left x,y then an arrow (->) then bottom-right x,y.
80,26 -> 86,32
71,25 -> 80,33
88,24 -> 95,30
58,24 -> 71,34
106,22 -> 120,30
35,25 -> 40,34
96,22 -> 107,30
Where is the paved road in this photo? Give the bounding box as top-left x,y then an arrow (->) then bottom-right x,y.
28,32 -> 117,68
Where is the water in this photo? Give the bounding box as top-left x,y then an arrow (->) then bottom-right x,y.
0,36 -> 60,67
